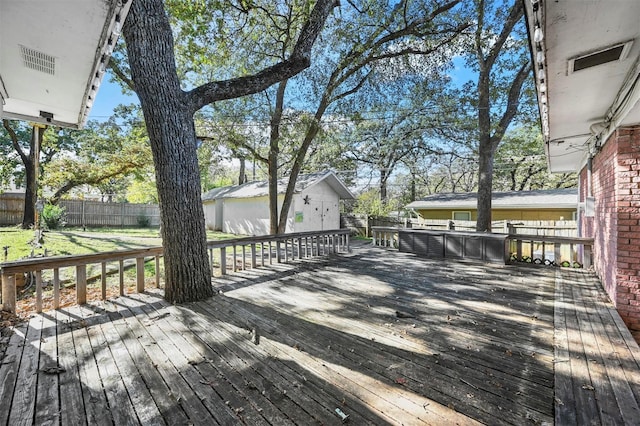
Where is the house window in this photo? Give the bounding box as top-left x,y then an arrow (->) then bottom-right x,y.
452,211 -> 471,221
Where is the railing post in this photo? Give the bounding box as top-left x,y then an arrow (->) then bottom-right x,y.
298,238 -> 303,259
584,244 -> 592,269
332,234 -> 337,253
346,233 -> 351,252
372,229 -> 377,246
220,247 -> 227,275
76,265 -> 87,305
261,243 -> 265,267
316,237 -> 321,256
209,248 -> 214,275
284,240 -> 289,262
136,257 -> 145,293
276,241 -> 282,263
1,272 -> 16,313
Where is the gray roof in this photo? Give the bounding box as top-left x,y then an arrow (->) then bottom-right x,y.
202,170 -> 354,202
405,189 -> 578,210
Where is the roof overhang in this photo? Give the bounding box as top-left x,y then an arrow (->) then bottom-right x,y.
0,0 -> 131,129
524,0 -> 640,173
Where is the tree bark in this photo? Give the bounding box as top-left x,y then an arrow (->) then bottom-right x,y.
2,120 -> 38,228
269,81 -> 286,234
124,0 -> 213,303
122,0 -> 335,302
474,0 -> 529,232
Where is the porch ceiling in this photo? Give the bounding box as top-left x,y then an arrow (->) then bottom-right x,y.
525,0 -> 640,172
0,0 -> 130,128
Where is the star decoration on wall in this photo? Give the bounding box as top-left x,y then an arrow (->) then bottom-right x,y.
303,195 -> 311,205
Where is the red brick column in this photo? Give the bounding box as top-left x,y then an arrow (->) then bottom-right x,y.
581,126 -> 640,339
614,127 -> 640,338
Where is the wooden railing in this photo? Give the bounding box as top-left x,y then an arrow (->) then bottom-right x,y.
205,230 -> 350,275
0,229 -> 350,314
371,226 -> 401,248
372,226 -> 593,268
507,233 -> 593,268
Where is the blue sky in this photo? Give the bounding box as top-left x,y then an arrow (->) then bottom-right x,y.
88,72 -> 138,122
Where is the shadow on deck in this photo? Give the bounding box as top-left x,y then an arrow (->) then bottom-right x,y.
1,244 -> 639,425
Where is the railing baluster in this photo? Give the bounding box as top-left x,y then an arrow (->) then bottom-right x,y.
53,268 -> 60,309
251,244 -> 257,268
101,262 -> 107,300
76,265 -> 87,305
261,243 -> 265,267
233,246 -> 238,272
155,256 -> 161,288
242,245 -> 246,270
35,270 -> 43,313
269,242 -> 273,265
209,248 -> 214,274
220,247 -> 227,275
136,257 -> 145,293
119,260 -> 124,295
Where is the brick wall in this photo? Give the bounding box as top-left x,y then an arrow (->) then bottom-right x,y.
581,126 -> 640,339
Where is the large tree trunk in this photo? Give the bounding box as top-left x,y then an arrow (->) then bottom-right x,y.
124,0 -> 212,303
268,81 -> 287,235
2,120 -> 39,228
22,132 -> 37,229
380,168 -> 390,204
476,141 -> 495,232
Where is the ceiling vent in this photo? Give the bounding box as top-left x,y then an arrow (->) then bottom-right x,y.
20,45 -> 55,75
569,41 -> 633,73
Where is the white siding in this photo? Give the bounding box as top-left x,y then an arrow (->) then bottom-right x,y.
203,200 -> 223,231
293,180 -> 341,232
222,195 -> 294,236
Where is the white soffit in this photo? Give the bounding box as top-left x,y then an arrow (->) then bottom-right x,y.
0,0 -> 131,128
525,0 -> 640,173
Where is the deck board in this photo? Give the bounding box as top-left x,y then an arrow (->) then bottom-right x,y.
1,244 -> 640,425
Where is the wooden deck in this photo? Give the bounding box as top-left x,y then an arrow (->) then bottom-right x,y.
1,244 -> 639,425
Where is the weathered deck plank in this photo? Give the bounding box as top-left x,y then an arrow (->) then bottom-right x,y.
2,244 -> 640,425
7,313 -> 42,426
34,312 -> 60,426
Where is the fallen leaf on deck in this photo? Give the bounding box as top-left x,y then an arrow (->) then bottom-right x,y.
395,377 -> 407,385
40,365 -> 66,374
582,384 -> 595,391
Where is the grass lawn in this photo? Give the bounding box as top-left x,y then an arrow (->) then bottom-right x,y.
0,226 -> 238,262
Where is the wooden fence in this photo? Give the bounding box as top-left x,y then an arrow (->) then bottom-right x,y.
0,193 -> 160,227
0,229 -> 350,313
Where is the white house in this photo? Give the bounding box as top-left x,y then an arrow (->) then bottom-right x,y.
202,170 -> 354,236
0,0 -> 130,128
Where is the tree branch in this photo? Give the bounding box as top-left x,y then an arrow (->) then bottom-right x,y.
188,0 -> 338,111
108,61 -> 136,92
2,119 -> 29,165
491,62 -> 532,148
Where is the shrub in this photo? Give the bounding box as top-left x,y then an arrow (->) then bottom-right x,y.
137,215 -> 151,228
41,204 -> 66,230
